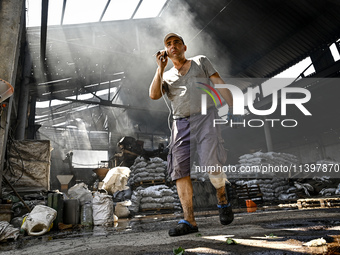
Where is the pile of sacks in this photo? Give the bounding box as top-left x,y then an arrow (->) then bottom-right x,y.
235,178 -> 295,201
129,185 -> 181,213
316,158 -> 340,165
293,176 -> 340,197
190,163 -> 209,182
238,151 -> 300,167
68,183 -> 118,225
236,151 -> 300,178
235,176 -> 340,201
128,157 -> 167,185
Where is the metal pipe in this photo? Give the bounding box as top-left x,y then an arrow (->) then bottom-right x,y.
3,175 -> 31,212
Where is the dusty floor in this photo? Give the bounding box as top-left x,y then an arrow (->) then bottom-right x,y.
1,208 -> 340,255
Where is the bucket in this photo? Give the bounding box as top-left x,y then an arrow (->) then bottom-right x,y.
21,205 -> 57,236
246,200 -> 257,213
63,199 -> 80,225
93,168 -> 109,181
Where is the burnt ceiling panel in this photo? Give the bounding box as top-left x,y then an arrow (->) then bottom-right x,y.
26,0 -> 340,132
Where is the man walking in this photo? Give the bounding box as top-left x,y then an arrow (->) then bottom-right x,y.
149,33 -> 235,236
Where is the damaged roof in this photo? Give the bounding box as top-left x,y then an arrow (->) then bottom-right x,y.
181,0 -> 340,79
26,0 -> 340,134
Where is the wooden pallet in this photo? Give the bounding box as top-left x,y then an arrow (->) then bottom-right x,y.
297,197 -> 340,209
139,207 -> 174,214
233,184 -> 264,207
133,179 -> 166,187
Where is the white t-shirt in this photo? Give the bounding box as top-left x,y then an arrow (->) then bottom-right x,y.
163,55 -> 218,118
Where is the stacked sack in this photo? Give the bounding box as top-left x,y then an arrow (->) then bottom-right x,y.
237,151 -> 300,178
235,178 -> 295,201
190,163 -> 209,182
316,158 -> 340,165
129,185 -> 181,213
128,157 -> 167,185
238,151 -> 299,167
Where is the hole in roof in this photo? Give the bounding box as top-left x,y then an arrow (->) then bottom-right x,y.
133,0 -> 167,19
102,0 -> 140,21
26,0 -> 168,27
63,0 -> 108,25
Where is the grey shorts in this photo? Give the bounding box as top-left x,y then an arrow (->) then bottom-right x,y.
167,108 -> 227,180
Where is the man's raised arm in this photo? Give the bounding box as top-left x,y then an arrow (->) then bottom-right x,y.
149,51 -> 168,100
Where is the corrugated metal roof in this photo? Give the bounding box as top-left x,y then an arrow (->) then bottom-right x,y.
177,0 -> 340,79
27,0 -> 340,134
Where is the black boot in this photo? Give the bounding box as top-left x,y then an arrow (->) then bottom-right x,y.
218,203 -> 234,225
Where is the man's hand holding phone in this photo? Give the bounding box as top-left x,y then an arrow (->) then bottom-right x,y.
155,50 -> 168,69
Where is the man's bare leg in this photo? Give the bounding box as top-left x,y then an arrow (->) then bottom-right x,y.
209,172 -> 228,205
216,186 -> 227,205
176,176 -> 197,227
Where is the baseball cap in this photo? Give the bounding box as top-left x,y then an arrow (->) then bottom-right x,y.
163,33 -> 185,45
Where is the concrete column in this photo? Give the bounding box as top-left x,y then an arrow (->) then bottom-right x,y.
0,0 -> 25,197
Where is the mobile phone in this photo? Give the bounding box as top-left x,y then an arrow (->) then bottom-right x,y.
160,50 -> 168,62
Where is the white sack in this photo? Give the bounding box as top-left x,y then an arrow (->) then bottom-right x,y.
102,167 -> 131,194
115,200 -> 131,218
68,183 -> 93,205
92,192 -> 115,226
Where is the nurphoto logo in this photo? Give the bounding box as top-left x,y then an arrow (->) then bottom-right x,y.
199,83 -> 312,128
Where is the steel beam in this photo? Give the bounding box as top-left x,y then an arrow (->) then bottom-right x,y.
40,0 -> 49,63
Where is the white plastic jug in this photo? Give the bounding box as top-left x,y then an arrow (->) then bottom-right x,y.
21,205 -> 57,236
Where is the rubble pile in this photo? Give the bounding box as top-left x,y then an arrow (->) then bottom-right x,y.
3,192 -> 45,217
129,185 -> 181,213
0,221 -> 20,241
128,157 -> 167,185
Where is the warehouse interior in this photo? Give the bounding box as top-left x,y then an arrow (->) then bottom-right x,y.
0,0 -> 340,253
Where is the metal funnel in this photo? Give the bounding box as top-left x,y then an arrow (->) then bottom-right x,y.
56,175 -> 73,192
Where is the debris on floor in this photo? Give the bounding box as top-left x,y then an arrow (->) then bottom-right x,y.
303,237 -> 327,247
0,221 -> 19,242
20,205 -> 56,236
